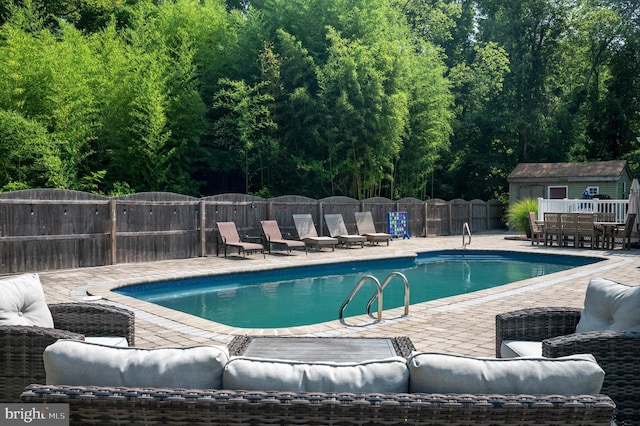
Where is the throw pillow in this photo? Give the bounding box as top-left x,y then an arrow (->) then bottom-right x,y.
223,356 -> 409,393
44,340 -> 229,389
575,278 -> 640,333
0,273 -> 54,327
408,352 -> 604,395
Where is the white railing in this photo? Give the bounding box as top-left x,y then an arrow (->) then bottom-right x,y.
537,198 -> 628,222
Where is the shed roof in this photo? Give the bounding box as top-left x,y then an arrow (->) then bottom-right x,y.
508,160 -> 630,182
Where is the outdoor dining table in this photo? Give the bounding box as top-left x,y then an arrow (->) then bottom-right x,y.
543,212 -> 619,249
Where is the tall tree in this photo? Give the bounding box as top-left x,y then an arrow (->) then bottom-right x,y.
395,42 -> 455,199
0,110 -> 66,190
0,17 -> 103,190
267,30 -> 325,197
212,78 -> 276,194
318,27 -> 407,198
478,0 -> 570,163
574,0 -> 640,160
0,0 -> 147,32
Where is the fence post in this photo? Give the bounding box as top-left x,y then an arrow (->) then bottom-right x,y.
109,199 -> 117,265
423,201 -> 428,237
199,199 -> 206,257
486,201 -> 490,230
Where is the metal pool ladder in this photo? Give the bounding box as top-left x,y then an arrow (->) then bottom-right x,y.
339,272 -> 410,322
462,221 -> 471,248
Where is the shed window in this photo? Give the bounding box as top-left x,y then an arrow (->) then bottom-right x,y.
548,186 -> 567,199
586,186 -> 599,196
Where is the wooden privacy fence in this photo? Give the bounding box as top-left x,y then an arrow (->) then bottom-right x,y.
0,189 -> 505,273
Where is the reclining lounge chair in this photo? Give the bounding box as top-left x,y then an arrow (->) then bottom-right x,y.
292,214 -> 338,251
260,220 -> 307,255
355,211 -> 392,246
324,214 -> 367,248
216,221 -> 265,258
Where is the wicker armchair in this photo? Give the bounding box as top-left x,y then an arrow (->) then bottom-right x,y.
496,307 -> 640,425
0,302 -> 135,402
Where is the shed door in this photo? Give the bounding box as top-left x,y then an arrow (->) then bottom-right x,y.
517,185 -> 545,200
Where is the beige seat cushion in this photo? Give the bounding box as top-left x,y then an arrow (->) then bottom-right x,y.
500,340 -> 542,358
408,352 -> 604,395
0,273 -> 54,328
44,340 -> 229,389
576,278 -> 640,332
223,356 -> 409,393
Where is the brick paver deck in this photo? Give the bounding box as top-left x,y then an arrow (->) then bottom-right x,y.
36,233 -> 639,357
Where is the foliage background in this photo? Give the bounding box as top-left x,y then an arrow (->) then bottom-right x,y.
0,0 -> 638,202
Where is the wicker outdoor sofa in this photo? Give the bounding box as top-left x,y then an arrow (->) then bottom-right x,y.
20,336 -> 616,426
21,385 -> 615,425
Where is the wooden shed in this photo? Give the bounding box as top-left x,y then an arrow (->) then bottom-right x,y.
508,160 -> 634,203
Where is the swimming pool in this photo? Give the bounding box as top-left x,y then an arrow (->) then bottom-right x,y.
117,250 -> 601,328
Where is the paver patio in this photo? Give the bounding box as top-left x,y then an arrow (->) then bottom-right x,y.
36,232 -> 638,357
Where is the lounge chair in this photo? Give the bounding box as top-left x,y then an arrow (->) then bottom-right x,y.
292,214 -> 338,251
216,221 -> 265,258
324,214 -> 367,248
260,220 -> 307,255
355,211 -> 392,246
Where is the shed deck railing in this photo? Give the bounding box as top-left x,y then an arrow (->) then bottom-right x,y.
537,198 -> 628,223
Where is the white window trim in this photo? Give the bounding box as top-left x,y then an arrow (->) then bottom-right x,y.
586,186 -> 599,196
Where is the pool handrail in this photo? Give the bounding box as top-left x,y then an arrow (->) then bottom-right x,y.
462,222 -> 471,248
339,275 -> 383,322
366,272 -> 410,317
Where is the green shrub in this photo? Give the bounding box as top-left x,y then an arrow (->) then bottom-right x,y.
508,198 -> 538,237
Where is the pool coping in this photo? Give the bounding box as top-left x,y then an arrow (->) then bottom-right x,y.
78,243 -> 625,344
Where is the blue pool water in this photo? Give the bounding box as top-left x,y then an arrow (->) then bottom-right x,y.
116,250 -> 600,328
